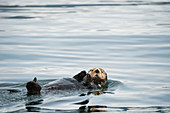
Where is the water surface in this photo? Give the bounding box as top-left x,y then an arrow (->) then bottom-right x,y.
0,0 -> 170,112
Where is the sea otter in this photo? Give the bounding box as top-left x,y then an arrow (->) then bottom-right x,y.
26,68 -> 107,95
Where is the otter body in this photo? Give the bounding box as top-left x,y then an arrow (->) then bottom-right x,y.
43,78 -> 85,91
26,68 -> 107,95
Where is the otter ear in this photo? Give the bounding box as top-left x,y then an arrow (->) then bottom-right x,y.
33,77 -> 37,82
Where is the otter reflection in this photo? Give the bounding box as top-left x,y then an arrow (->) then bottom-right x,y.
75,90 -> 107,112
79,91 -> 106,96
79,105 -> 107,112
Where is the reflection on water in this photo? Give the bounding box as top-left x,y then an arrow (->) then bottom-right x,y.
0,0 -> 170,112
79,105 -> 107,112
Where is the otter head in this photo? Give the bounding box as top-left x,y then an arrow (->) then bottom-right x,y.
83,68 -> 107,89
26,77 -> 41,95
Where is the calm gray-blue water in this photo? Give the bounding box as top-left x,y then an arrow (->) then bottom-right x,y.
0,0 -> 170,112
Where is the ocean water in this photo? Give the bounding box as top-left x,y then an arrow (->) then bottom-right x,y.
0,0 -> 170,112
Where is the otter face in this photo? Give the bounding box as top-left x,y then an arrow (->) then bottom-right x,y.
83,68 -> 107,88
88,68 -> 107,80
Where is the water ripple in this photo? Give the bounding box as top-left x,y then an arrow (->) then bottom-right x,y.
0,2 -> 170,8
2,16 -> 35,19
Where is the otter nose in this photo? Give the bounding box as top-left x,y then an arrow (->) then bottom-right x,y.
95,69 -> 99,73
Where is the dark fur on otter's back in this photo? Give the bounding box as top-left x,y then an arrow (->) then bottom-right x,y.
26,68 -> 107,95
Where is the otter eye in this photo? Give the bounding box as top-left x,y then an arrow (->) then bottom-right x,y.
91,70 -> 93,71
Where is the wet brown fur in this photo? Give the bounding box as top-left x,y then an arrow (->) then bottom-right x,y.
26,68 -> 107,95
84,68 -> 107,88
26,77 -> 41,95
